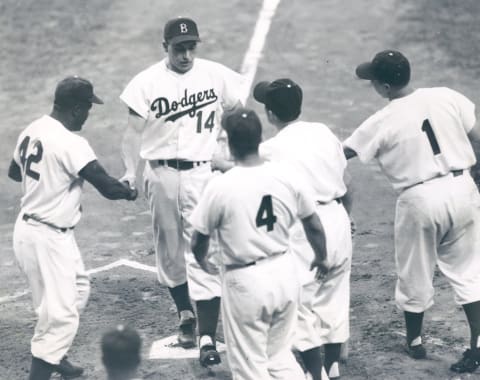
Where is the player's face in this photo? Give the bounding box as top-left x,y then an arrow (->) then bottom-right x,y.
72,102 -> 92,131
165,41 -> 197,73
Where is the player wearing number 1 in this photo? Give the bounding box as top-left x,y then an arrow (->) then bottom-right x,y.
343,50 -> 480,373
119,17 -> 244,363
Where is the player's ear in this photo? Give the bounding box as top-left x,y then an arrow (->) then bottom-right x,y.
162,41 -> 168,52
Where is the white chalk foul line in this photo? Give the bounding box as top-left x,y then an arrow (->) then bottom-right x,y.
239,0 -> 281,103
0,258 -> 157,304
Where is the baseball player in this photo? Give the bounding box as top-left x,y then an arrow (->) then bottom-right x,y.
101,324 -> 142,380
8,76 -> 138,380
343,50 -> 480,373
254,78 -> 353,380
190,107 -> 329,380
119,17 -> 244,364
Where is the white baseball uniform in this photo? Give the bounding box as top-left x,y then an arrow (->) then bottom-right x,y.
344,87 -> 480,312
260,121 -> 352,350
190,161 -> 314,380
12,115 -> 93,364
120,58 -> 244,300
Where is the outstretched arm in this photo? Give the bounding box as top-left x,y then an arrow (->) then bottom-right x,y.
79,160 -> 137,201
120,108 -> 145,185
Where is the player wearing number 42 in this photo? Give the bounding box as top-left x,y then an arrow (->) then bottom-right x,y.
343,50 -> 480,373
8,76 -> 138,380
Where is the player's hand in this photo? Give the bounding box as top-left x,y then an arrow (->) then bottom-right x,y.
211,153 -> 234,173
119,173 -> 136,189
310,257 -> 329,280
199,259 -> 219,275
120,181 -> 138,201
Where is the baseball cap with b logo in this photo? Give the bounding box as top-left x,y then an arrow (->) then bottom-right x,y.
164,17 -> 201,45
355,50 -> 410,86
253,78 -> 303,122
54,76 -> 103,106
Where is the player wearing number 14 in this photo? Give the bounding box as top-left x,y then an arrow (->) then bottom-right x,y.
119,17 -> 245,359
343,50 -> 480,373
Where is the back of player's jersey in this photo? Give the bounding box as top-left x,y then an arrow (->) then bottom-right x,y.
212,162 -> 314,265
260,121 -> 347,202
350,87 -> 476,190
13,115 -> 96,227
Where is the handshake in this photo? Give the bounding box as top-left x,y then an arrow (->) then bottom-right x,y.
120,177 -> 138,201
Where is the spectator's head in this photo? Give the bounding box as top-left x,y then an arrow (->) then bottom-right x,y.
101,324 -> 142,380
221,107 -> 262,161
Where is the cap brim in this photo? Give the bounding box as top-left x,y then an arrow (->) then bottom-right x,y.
355,62 -> 375,80
168,35 -> 201,45
91,94 -> 104,104
253,81 -> 271,104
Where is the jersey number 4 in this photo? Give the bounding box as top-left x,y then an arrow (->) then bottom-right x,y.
256,195 -> 277,231
19,135 -> 43,180
421,119 -> 441,155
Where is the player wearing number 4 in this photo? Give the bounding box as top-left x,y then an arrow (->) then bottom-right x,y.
343,50 -> 480,373
190,107 -> 330,380
8,76 -> 138,380
119,17 -> 244,365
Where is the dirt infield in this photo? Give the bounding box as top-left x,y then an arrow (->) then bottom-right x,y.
1,0 -> 480,379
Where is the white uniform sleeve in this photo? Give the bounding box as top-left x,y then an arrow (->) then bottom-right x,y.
343,112 -> 384,163
190,178 -> 223,235
218,64 -> 246,108
119,71 -> 150,119
62,136 -> 97,177
451,89 -> 476,133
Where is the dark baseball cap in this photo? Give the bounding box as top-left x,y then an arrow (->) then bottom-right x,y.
221,107 -> 262,153
253,78 -> 302,122
54,76 -> 103,106
355,50 -> 410,86
164,17 -> 201,45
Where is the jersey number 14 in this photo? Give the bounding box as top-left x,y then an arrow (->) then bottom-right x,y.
256,195 -> 277,231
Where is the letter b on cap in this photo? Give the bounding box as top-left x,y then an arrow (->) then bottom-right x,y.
180,23 -> 188,33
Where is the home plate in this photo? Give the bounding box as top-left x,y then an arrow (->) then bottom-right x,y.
149,335 -> 226,360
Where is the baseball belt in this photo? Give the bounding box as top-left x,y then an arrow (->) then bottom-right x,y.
224,250 -> 287,271
156,159 -> 209,170
405,169 -> 464,191
22,213 -> 74,233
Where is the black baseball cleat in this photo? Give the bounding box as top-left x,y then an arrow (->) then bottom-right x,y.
178,310 -> 196,348
404,343 -> 427,359
450,349 -> 480,373
199,344 -> 221,367
52,356 -> 84,379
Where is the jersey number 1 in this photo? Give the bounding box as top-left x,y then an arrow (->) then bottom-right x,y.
256,195 -> 277,231
19,136 -> 43,180
421,119 -> 441,155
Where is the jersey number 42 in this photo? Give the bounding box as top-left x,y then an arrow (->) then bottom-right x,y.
18,135 -> 43,180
